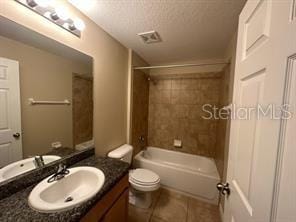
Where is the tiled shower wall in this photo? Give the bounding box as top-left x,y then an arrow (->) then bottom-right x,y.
131,70 -> 149,156
148,72 -> 223,157
73,74 -> 93,145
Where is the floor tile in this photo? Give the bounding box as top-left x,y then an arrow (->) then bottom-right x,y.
151,189 -> 162,208
187,197 -> 221,222
128,188 -> 221,222
152,188 -> 188,222
160,188 -> 188,201
128,204 -> 152,222
128,189 -> 161,222
150,216 -> 169,222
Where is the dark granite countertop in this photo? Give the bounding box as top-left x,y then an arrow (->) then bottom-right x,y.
0,155 -> 129,222
0,148 -> 95,200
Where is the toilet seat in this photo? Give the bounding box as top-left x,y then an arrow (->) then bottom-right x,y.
130,177 -> 160,186
129,168 -> 160,192
130,168 -> 160,184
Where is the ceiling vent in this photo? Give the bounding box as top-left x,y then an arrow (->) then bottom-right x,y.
138,31 -> 162,44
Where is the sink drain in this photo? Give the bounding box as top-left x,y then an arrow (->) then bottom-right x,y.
65,196 -> 74,202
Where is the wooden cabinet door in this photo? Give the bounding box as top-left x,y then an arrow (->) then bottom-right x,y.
80,175 -> 129,222
101,189 -> 129,222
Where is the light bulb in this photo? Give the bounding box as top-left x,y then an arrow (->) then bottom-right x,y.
55,6 -> 69,21
43,11 -> 51,18
73,18 -> 85,31
34,0 -> 51,7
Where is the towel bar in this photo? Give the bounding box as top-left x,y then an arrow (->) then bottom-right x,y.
28,98 -> 71,105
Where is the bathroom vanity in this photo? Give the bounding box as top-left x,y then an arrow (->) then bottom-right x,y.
0,152 -> 130,222
81,174 -> 129,222
0,15 -> 130,222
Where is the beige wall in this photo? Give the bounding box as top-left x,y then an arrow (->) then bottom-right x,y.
0,0 -> 129,155
148,72 -> 222,157
0,35 -> 90,157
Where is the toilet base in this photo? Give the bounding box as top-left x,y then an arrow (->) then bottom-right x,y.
129,188 -> 152,209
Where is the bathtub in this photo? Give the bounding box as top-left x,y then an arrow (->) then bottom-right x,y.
134,147 -> 220,204
75,139 -> 94,151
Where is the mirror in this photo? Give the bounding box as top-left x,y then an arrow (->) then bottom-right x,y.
0,16 -> 93,183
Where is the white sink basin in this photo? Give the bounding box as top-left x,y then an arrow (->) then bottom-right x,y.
0,155 -> 61,182
28,166 -> 105,213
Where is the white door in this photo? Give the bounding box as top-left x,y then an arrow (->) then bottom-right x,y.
0,57 -> 22,167
224,0 -> 296,222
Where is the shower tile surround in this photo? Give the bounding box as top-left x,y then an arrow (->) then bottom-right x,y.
215,64 -> 232,179
148,72 -> 223,157
131,70 -> 149,155
73,74 -> 93,146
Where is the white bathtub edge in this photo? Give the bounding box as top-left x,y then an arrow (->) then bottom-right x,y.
135,150 -> 220,180
135,148 -> 220,204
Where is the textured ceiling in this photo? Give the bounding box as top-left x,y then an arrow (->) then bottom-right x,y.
70,0 -> 246,64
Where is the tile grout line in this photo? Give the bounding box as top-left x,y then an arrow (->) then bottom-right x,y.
185,196 -> 189,222
149,189 -> 163,222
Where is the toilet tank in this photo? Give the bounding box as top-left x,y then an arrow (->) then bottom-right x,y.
108,144 -> 133,164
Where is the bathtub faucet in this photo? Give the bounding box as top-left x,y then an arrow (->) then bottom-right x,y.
139,136 -> 145,143
139,136 -> 147,150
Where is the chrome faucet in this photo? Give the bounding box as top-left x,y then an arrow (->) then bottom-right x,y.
33,155 -> 45,168
47,163 -> 69,183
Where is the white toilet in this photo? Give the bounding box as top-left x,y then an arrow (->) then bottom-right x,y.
108,144 -> 160,208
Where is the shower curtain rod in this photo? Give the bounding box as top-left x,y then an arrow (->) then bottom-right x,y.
133,62 -> 230,70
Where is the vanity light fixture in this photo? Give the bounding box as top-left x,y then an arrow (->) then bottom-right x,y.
15,0 -> 85,37
53,6 -> 70,21
72,18 -> 85,31
27,0 -> 50,7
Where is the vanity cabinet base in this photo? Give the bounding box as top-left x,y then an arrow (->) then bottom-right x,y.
101,189 -> 128,222
81,174 -> 129,222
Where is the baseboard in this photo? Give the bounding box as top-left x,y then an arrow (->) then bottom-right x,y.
219,203 -> 224,222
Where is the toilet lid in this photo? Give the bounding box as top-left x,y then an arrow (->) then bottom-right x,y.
130,169 -> 160,185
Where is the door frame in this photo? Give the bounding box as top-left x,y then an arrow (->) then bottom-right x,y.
270,55 -> 296,221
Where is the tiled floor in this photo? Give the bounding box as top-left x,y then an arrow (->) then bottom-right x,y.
128,188 -> 221,222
